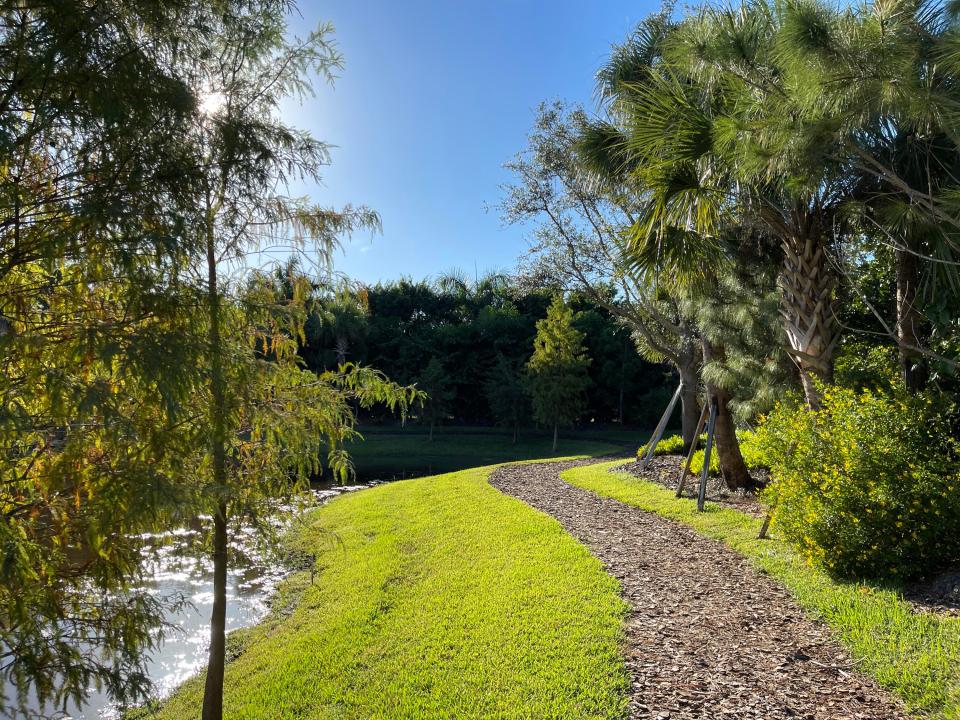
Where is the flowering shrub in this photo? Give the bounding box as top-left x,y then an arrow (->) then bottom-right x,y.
757,387 -> 960,581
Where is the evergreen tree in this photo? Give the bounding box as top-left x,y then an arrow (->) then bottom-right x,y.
527,297 -> 591,451
484,354 -> 529,443
418,358 -> 455,441
580,11 -> 845,409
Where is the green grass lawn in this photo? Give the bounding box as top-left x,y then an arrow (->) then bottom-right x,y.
147,463 -> 629,719
563,461 -> 960,719
345,426 -> 631,480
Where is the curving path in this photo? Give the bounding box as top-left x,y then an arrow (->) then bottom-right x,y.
490,460 -> 910,720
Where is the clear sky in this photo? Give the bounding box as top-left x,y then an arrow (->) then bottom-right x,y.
285,1 -> 657,284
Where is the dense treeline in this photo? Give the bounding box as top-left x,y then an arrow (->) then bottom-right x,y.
295,271 -> 673,430
505,0 -> 960,583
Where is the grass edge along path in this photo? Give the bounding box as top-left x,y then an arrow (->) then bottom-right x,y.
562,460 -> 960,719
146,461 -> 629,719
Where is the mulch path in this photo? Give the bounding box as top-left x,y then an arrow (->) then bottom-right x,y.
490,460 -> 910,720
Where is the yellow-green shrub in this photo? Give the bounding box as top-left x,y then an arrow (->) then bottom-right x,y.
636,433 -> 685,458
688,446 -> 719,475
757,387 -> 960,581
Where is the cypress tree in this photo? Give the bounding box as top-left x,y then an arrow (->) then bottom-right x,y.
527,297 -> 591,451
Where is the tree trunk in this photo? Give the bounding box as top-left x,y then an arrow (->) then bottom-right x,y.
779,228 -> 838,410
552,423 -> 558,453
677,335 -> 702,453
711,388 -> 751,490
701,339 -> 751,490
429,418 -> 434,442
618,338 -> 626,424
202,502 -> 228,720
202,202 -> 229,720
895,245 -> 927,392
512,422 -> 518,445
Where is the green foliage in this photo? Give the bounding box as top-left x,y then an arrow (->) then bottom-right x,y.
738,431 -> 768,472
757,388 -> 960,581
484,354 -> 530,438
417,358 -> 456,431
526,297 -> 592,430
185,15 -> 419,706
312,276 -> 662,427
689,430 -> 768,476
150,466 -> 629,718
690,265 -> 792,423
0,5 -> 416,713
637,433 -> 686,458
564,460 -> 960,718
503,102 -> 701,426
0,2 -> 243,712
689,446 -> 718,475
834,341 -> 900,393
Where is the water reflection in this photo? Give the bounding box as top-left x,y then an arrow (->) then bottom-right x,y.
47,482 -> 374,719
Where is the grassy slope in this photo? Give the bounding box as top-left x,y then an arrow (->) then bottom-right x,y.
151,464 -> 629,719
563,461 -> 960,719
346,428 -> 627,479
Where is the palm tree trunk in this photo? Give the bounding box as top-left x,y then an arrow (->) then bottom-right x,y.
779,230 -> 838,410
429,418 -> 434,442
202,203 -> 229,720
552,423 -> 558,453
701,339 -> 750,490
512,422 -> 518,445
895,245 -> 927,392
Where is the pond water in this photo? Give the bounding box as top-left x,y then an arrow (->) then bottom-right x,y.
24,482 -> 376,720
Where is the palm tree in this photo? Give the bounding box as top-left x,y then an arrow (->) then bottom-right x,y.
770,0 -> 960,389
319,285 -> 370,367
579,15 -> 757,487
594,4 -> 856,410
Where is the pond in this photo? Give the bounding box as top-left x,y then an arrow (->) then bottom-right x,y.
23,482 -> 377,720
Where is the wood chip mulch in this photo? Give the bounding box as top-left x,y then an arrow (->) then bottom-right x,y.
489,460 -> 911,720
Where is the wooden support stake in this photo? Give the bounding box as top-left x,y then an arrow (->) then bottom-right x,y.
640,383 -> 682,470
759,489 -> 784,539
759,443 -> 796,537
697,398 -> 718,512
757,508 -> 774,540
675,400 -> 709,498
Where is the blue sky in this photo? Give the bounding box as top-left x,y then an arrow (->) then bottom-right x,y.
286,1 -> 656,284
